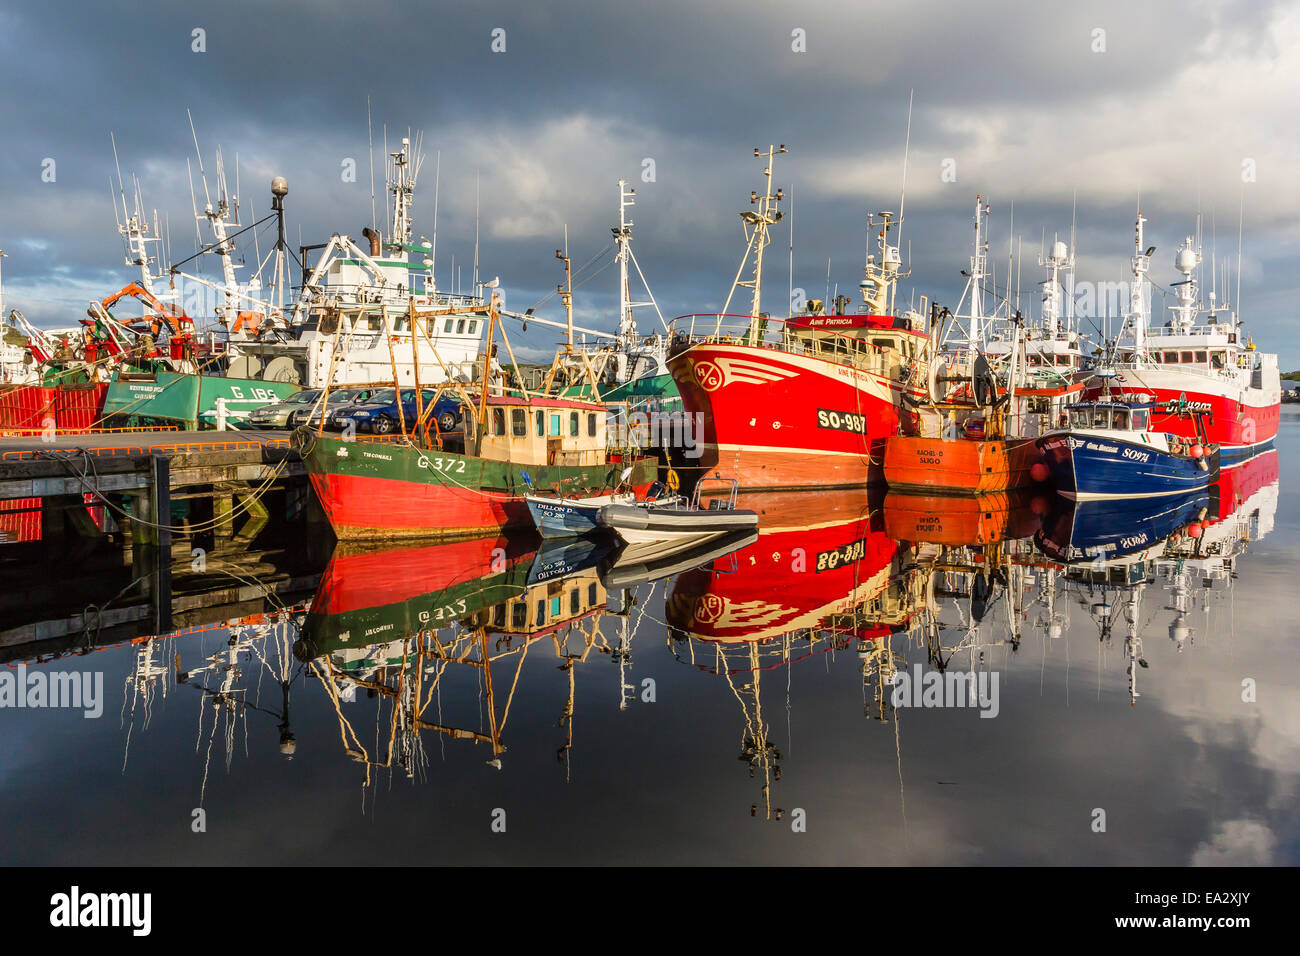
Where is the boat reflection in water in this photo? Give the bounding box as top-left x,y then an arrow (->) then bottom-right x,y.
1034,450 -> 1278,704
294,530 -> 631,786
91,449 -> 1279,836
664,489 -> 912,819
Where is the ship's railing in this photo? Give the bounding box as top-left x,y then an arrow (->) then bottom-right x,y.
666,312 -> 922,380
1143,323 -> 1238,341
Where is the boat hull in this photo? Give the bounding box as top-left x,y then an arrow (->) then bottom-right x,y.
298,431 -> 657,541
102,370 -> 299,429
1087,368 -> 1279,464
667,342 -> 921,490
882,436 -> 1041,494
1037,432 -> 1219,499
598,502 -> 759,544
525,493 -> 631,538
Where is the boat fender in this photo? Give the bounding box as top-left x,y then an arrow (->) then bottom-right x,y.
1196,458 -> 1208,471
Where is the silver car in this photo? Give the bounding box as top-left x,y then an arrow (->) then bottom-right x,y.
289,387 -> 382,429
246,389 -> 322,429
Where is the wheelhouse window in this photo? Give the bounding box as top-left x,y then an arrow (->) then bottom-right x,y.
1105,408 -> 1129,429
1195,350 -> 1207,363
1163,351 -> 1179,363
536,410 -> 545,436
587,413 -> 597,437
1131,408 -> 1149,430
511,408 -> 527,437
569,412 -> 579,436
468,320 -> 477,334
1180,351 -> 1195,363
444,319 -> 454,333
456,319 -> 466,334
492,408 -> 506,436
1211,351 -> 1226,369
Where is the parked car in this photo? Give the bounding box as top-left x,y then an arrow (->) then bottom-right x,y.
245,389 -> 321,429
331,388 -> 463,434
289,387 -> 383,429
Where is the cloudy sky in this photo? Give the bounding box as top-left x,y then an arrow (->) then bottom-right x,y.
1,0 -> 1296,363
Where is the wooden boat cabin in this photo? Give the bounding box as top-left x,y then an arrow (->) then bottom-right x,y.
467,395 -> 609,467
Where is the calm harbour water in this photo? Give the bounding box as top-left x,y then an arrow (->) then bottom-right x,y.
2,414 -> 1297,866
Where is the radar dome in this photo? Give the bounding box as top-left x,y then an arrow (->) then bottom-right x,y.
1175,247 -> 1198,274
271,176 -> 289,197
1051,240 -> 1068,262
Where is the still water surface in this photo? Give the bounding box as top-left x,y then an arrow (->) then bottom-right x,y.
3,414 -> 1297,865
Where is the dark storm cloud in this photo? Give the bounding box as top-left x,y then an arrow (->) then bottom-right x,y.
0,0 -> 1294,361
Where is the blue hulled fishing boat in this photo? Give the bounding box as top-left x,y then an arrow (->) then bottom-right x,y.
1036,400 -> 1219,500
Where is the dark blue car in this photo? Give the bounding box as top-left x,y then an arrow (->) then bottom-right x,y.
330,387 -> 463,434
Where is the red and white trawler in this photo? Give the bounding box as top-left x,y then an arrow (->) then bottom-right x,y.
667,146 -> 933,490
1089,213 -> 1279,465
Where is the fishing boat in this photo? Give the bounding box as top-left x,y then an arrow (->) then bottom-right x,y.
525,471 -> 678,538
1036,399 -> 1220,499
1085,214 -> 1279,464
525,490 -> 636,538
666,146 -> 934,490
883,198 -> 1087,495
296,299 -> 658,541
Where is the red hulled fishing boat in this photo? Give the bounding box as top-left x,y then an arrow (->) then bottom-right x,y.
667,146 -> 933,490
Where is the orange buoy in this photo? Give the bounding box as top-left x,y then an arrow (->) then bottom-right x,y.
1187,522 -> 1203,538
1190,444 -> 1205,458
1030,462 -> 1050,482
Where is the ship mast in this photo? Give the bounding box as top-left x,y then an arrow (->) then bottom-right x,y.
966,195 -> 990,351
860,211 -> 904,315
720,145 -> 786,344
389,135 -> 421,250
1171,235 -> 1202,333
1038,235 -> 1072,339
1128,212 -> 1155,362
615,179 -> 636,342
